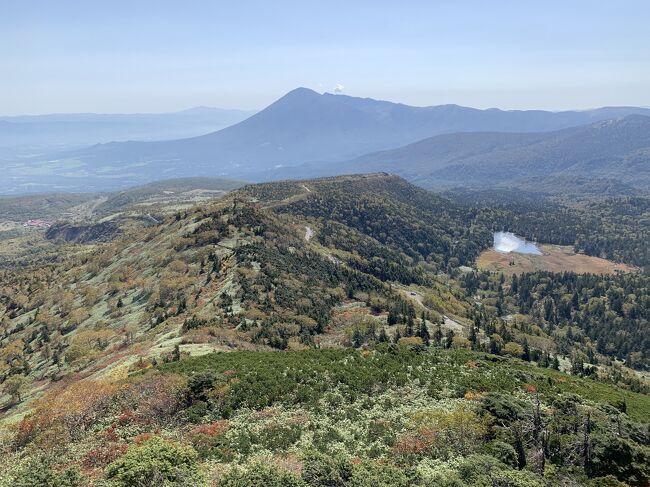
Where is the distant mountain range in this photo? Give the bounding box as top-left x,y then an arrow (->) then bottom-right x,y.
3,87 -> 650,194
281,114 -> 650,193
0,107 -> 255,151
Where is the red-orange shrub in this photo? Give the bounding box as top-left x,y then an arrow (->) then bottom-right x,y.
82,444 -> 128,469
129,373 -> 187,421
188,420 -> 229,439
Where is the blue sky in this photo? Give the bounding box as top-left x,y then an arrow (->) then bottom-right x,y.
2,0 -> 649,114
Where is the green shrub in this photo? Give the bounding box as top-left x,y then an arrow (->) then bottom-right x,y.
347,460 -> 410,487
456,454 -> 504,481
422,474 -> 466,487
12,460 -> 85,487
255,422 -> 303,450
187,371 -> 220,402
301,451 -> 352,486
224,428 -> 253,456
484,440 -> 519,468
13,461 -> 58,487
482,469 -> 543,487
480,393 -> 528,422
366,418 -> 397,447
183,400 -> 208,422
220,464 -> 306,487
587,434 -> 650,485
589,475 -> 629,487
105,437 -> 201,486
56,467 -> 85,487
457,455 -> 542,487
312,425 -> 344,451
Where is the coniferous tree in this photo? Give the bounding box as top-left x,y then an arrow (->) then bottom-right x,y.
417,320 -> 430,346
538,352 -> 549,368
571,354 -> 584,375
387,310 -> 398,326
433,324 -> 443,346
469,325 -> 478,349
552,355 -> 560,370
445,330 -> 455,349
171,344 -> 181,362
378,328 -> 389,343
522,339 -> 531,361
352,328 -> 363,348
393,327 -> 402,344
405,320 -> 414,337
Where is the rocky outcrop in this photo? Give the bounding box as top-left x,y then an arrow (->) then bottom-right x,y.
45,221 -> 120,243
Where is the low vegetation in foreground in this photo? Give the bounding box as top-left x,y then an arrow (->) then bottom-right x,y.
1,347 -> 649,486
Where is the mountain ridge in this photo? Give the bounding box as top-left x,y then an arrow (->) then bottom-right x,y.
273,114 -> 650,193
11,88 -> 649,194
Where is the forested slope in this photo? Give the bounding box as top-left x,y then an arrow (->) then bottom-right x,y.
0,174 -> 647,486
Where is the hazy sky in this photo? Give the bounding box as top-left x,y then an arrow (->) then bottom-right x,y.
2,0 -> 649,115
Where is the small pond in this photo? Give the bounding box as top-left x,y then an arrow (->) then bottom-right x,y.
493,231 -> 542,255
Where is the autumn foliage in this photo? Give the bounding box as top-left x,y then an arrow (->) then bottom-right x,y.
15,379 -> 128,448
13,373 -> 187,450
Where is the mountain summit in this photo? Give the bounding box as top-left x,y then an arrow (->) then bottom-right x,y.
14,89 -> 650,193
